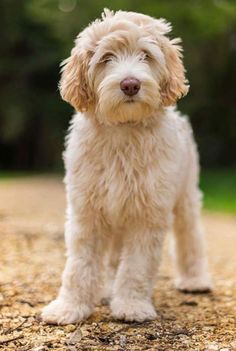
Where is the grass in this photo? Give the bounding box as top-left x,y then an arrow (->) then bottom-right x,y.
0,171 -> 35,179
0,170 -> 62,179
200,168 -> 236,214
0,169 -> 236,215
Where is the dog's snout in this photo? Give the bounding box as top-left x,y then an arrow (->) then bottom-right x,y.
120,77 -> 141,96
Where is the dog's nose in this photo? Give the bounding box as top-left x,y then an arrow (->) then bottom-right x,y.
120,77 -> 141,96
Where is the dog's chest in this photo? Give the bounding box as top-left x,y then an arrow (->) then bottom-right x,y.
77,124 -> 179,227
114,156 -> 175,223
100,141 -> 161,225
66,117 -> 182,228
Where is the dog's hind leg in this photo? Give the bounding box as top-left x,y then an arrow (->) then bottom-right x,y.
173,187 -> 212,293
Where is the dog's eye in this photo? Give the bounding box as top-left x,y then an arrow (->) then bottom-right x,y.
140,51 -> 151,61
100,53 -> 115,64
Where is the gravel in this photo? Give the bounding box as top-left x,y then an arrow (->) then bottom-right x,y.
0,177 -> 235,350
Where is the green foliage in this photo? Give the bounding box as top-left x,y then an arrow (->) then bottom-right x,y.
200,168 -> 236,214
0,0 -> 236,169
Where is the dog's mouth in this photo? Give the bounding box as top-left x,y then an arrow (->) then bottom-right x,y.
124,98 -> 136,104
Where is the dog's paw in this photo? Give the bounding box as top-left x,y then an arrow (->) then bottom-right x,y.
175,275 -> 213,293
111,298 -> 157,322
41,298 -> 92,325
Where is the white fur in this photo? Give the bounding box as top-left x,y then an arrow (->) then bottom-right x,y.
42,9 -> 212,325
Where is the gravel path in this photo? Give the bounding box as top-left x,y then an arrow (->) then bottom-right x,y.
0,177 -> 235,351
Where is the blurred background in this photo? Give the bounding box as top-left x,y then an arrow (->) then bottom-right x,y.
1,2 -> 236,346
1,0 -> 236,213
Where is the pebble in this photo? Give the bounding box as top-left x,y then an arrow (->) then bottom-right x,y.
80,327 -> 89,337
67,328 -> 82,345
31,347 -> 46,351
67,346 -> 77,351
65,324 -> 77,332
181,338 -> 190,346
205,342 -> 220,351
120,335 -> 127,348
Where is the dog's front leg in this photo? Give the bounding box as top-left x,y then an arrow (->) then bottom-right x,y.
42,219 -> 102,325
111,227 -> 164,322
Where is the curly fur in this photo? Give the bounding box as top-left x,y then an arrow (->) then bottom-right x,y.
42,9 -> 212,325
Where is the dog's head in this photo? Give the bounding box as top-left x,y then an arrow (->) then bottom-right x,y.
60,9 -> 189,124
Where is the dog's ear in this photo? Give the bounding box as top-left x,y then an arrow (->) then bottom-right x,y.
59,45 -> 94,112
160,38 -> 189,106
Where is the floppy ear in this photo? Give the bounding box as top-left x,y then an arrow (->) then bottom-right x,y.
160,38 -> 189,106
59,45 -> 94,112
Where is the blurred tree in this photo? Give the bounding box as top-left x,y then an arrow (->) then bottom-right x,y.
0,0 -> 236,169
0,0 -> 69,170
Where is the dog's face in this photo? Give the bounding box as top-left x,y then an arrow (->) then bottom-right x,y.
60,9 -> 189,124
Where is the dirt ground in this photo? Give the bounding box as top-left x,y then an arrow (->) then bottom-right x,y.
0,177 -> 235,351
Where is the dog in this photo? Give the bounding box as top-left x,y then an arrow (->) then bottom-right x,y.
42,9 -> 212,325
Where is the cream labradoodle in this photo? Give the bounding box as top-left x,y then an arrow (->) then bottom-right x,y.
42,9 -> 212,324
